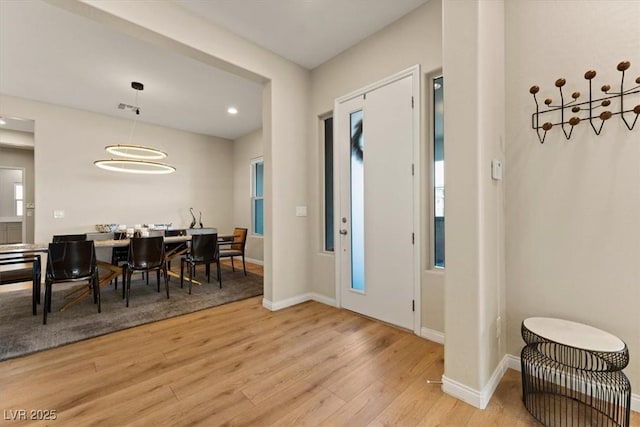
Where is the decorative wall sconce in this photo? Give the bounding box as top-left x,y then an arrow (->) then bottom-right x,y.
530,61 -> 640,143
94,82 -> 176,174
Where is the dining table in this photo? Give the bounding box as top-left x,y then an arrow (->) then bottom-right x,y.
0,232 -> 233,311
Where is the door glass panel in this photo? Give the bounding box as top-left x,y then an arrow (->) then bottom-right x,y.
350,110 -> 365,291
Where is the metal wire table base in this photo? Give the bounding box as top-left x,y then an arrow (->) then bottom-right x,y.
521,322 -> 631,427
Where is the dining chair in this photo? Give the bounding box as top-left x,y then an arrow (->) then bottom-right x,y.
0,253 -> 41,315
111,231 -> 129,294
180,233 -> 221,294
124,236 -> 168,307
44,240 -> 100,324
219,227 -> 248,276
164,229 -> 188,273
52,233 -> 87,243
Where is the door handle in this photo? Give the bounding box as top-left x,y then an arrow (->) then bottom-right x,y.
339,229 -> 348,235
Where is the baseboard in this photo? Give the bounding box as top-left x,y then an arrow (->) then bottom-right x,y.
442,376 -> 484,409
310,292 -> 338,307
442,354 -> 509,409
262,293 -> 337,311
506,354 -> 521,371
420,327 -> 445,344
244,257 -> 263,265
506,353 -> 640,413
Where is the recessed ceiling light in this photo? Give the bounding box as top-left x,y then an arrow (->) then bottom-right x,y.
0,117 -> 6,126
227,106 -> 238,115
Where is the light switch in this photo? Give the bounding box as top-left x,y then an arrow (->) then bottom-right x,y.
26,202 -> 35,209
491,159 -> 503,180
53,210 -> 65,219
295,206 -> 308,217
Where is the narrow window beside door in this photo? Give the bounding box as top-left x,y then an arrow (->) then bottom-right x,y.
324,117 -> 334,252
433,76 -> 445,268
251,158 -> 264,236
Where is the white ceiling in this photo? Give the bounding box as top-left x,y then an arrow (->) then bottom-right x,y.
0,0 -> 428,139
176,0 -> 430,70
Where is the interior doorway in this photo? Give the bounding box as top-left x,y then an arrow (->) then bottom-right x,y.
0,116 -> 35,243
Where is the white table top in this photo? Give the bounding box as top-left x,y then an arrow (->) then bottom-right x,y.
524,317 -> 625,353
0,235 -> 191,253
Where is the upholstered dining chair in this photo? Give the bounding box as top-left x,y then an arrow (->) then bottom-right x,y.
0,253 -> 41,315
44,240 -> 100,324
219,227 -> 248,276
180,232 -> 220,294
124,236 -> 168,307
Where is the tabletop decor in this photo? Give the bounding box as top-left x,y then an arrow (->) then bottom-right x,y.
189,207 -> 197,228
95,224 -> 119,233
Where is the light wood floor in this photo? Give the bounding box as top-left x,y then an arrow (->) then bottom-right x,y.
1,263 -> 637,426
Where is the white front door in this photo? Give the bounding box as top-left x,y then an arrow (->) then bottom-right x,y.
335,68 -> 419,331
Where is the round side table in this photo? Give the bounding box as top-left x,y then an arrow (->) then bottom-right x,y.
521,317 -> 631,427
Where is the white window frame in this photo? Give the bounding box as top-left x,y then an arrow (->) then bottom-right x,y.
14,182 -> 24,217
321,114 -> 334,253
251,157 -> 264,237
431,73 -> 445,269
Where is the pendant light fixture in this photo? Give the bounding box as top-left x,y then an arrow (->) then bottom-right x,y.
94,81 -> 176,174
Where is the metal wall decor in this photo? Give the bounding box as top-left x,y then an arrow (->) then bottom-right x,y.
530,60 -> 640,143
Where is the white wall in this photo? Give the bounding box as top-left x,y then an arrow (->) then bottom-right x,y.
0,129 -> 34,149
0,95 -> 234,242
441,0 -> 506,401
505,0 -> 640,393
309,0 -> 443,330
233,128 -> 264,262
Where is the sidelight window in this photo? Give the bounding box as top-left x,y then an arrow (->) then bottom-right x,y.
323,116 -> 334,252
433,76 -> 445,268
251,158 -> 264,236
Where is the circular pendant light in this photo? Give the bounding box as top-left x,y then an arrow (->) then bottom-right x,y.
94,82 -> 176,174
105,144 -> 167,160
94,159 -> 176,174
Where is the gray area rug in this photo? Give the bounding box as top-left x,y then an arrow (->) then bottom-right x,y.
0,266 -> 263,361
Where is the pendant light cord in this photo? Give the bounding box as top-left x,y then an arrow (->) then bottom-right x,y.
127,88 -> 141,142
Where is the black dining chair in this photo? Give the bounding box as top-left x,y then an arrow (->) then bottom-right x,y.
52,233 -> 87,243
180,233 -> 221,294
44,240 -> 100,324
164,229 -> 188,273
0,253 -> 41,315
124,236 -> 168,307
110,231 -> 129,295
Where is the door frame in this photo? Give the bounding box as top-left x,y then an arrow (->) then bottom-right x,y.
333,65 -> 422,335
